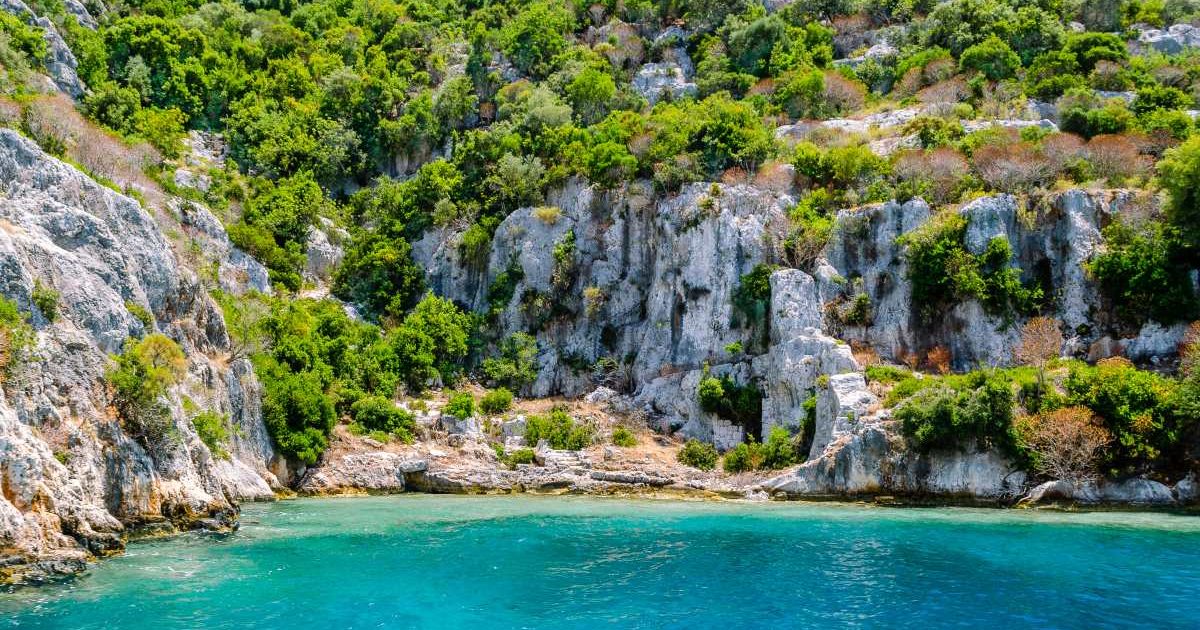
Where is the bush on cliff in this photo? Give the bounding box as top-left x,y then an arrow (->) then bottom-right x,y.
0,296 -> 35,379
894,370 -> 1023,458
351,396 -> 415,441
1064,357 -> 1189,476
108,334 -> 187,446
480,388 -> 514,415
678,439 -> 719,471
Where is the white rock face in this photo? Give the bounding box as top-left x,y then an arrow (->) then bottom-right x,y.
764,423 -> 1027,499
0,129 -> 276,582
304,218 -> 346,283
822,191 -> 1131,369
632,63 -> 697,105
1138,23 -> 1200,54
296,452 -> 424,494
1024,478 -> 1177,505
0,0 -> 87,97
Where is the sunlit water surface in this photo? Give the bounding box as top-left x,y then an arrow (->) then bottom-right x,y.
3,495 -> 1199,629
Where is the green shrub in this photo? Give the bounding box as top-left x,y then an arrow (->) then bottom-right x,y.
733,263 -> 776,325
761,426 -> 799,470
108,334 -> 187,446
677,439 -> 719,471
481,333 -> 539,390
31,280 -> 58,323
351,395 -> 415,439
444,391 -> 475,419
191,410 -> 230,459
865,365 -> 912,384
894,370 -> 1021,458
899,214 -> 1042,321
1065,358 -> 1184,475
125,300 -> 154,329
524,408 -> 593,450
480,388 -> 514,415
612,425 -> 637,447
494,444 -> 537,469
1058,89 -> 1133,139
1132,85 -> 1193,116
697,374 -> 763,433
723,426 -> 800,473
1064,32 -> 1128,72
256,355 -> 336,465
1158,134 -> 1200,253
723,439 -> 762,473
1088,219 -> 1198,324
389,292 -> 473,391
0,296 -> 35,378
959,36 -> 1021,81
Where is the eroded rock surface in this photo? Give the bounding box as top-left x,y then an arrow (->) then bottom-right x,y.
0,129 -> 276,583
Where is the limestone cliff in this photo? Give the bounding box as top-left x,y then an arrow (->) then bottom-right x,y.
0,129 -> 277,583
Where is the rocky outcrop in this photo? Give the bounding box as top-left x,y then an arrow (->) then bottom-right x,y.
763,421 -> 1028,500
819,191 -> 1155,369
296,453 -> 426,494
0,0 -> 87,97
303,217 -> 346,284
632,62 -> 697,105
415,178 -> 793,408
1022,478 -> 1178,506
0,129 -> 276,583
1138,23 -> 1200,55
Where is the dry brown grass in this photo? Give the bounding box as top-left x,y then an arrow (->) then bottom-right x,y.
21,94 -> 166,208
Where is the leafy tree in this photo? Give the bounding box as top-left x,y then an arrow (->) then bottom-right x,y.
1064,32 -> 1128,72
481,332 -> 539,391
351,396 -> 414,439
256,355 -> 335,465
565,67 -> 615,125
1065,358 -> 1184,475
959,36 -> 1021,81
108,334 -> 187,446
1160,136 -> 1200,252
334,234 -> 425,320
500,2 -> 574,77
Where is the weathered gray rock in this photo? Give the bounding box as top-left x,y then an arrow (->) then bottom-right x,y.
1138,23 -> 1200,54
960,118 -> 1058,134
1175,473 -> 1198,503
822,191 -> 1131,369
632,63 -> 697,105
764,423 -> 1027,499
304,218 -> 346,283
0,128 -> 276,582
1024,478 -> 1177,505
296,452 -> 423,494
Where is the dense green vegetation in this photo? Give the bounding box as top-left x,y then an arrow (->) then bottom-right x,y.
722,426 -> 801,473
7,0 -> 1200,477
108,334 -> 187,447
524,408 -> 594,450
877,356 -> 1200,479
697,369 -> 764,438
677,438 -> 719,470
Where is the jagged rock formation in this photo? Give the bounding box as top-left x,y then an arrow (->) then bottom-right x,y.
0,0 -> 89,97
0,129 -> 277,583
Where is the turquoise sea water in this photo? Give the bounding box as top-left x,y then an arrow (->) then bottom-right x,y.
3,496 -> 1200,629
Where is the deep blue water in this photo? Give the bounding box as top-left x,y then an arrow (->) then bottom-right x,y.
3,495 -> 1199,629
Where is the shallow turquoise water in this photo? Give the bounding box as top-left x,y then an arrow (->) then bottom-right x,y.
3,496 -> 1200,629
